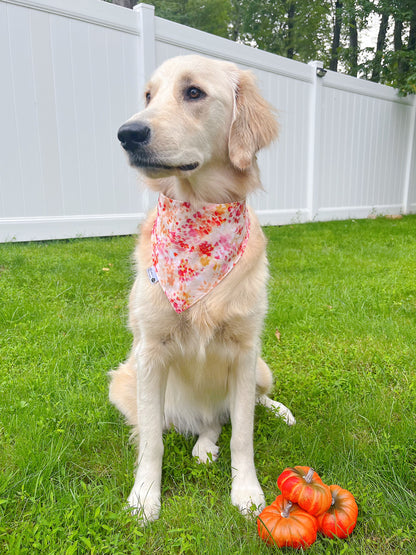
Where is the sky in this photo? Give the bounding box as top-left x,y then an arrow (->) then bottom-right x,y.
360,12 -> 382,52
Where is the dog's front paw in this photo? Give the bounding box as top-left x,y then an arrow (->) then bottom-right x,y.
231,479 -> 265,517
127,486 -> 161,525
192,437 -> 219,463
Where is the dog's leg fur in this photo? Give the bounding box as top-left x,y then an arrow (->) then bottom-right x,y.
109,355 -> 295,430
126,341 -> 168,523
229,349 -> 265,515
109,351 -> 294,520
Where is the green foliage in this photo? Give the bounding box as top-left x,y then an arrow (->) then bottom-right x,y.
231,0 -> 332,63
146,0 -> 333,63
145,0 -> 232,38
337,0 -> 416,94
1,216 -> 416,552
105,0 -> 416,95
381,49 -> 416,95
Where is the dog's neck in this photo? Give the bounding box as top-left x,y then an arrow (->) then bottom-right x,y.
146,159 -> 262,207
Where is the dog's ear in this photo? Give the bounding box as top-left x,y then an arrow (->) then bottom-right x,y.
228,70 -> 278,171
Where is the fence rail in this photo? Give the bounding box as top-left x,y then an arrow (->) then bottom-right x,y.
1,0 -> 415,242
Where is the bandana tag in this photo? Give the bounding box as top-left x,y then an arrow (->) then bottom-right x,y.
147,266 -> 159,284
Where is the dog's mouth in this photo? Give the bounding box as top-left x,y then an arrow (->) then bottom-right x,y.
128,154 -> 199,173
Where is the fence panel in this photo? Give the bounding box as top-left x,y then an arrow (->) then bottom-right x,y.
0,0 -> 415,242
406,106 -> 416,213
0,0 -> 144,241
316,74 -> 414,220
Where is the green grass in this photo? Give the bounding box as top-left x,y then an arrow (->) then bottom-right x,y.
1,216 -> 416,554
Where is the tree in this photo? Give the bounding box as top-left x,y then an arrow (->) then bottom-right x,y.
371,7 -> 390,82
233,0 -> 332,63
323,0 -> 415,93
135,0 -> 232,38
330,0 -> 343,71
103,0 -> 416,95
369,0 -> 416,93
104,0 -> 232,38
348,10 -> 359,76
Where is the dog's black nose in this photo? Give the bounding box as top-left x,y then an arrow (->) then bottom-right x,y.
117,122 -> 151,151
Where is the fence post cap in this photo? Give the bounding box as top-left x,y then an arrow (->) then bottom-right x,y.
133,3 -> 155,14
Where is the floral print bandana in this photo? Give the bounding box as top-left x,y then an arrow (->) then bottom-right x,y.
150,193 -> 250,313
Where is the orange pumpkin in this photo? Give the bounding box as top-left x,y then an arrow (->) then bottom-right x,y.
277,466 -> 332,516
257,495 -> 318,549
317,484 -> 358,539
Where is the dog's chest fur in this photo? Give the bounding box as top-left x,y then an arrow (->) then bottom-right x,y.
129,205 -> 268,433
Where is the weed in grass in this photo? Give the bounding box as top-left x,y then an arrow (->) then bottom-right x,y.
1,217 -> 416,553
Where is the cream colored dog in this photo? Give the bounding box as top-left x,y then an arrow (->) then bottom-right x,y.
109,55 -> 295,524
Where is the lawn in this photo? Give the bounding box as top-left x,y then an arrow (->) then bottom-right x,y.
1,215 -> 415,554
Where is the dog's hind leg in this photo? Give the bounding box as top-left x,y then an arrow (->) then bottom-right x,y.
109,355 -> 138,427
258,394 -> 296,426
192,423 -> 222,463
255,356 -> 273,396
256,357 -> 296,426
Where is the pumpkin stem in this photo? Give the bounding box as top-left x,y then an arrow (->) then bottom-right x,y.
281,500 -> 293,518
305,467 -> 315,483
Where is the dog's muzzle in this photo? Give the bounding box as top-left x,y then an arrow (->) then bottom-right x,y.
117,121 -> 199,172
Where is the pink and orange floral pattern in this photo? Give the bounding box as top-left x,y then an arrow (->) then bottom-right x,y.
151,193 -> 250,313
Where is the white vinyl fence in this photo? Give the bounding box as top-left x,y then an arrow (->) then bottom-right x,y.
1,0 -> 415,242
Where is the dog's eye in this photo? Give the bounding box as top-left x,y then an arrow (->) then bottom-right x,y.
185,87 -> 205,101
145,91 -> 151,105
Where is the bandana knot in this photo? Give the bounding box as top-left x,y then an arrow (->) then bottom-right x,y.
150,193 -> 250,313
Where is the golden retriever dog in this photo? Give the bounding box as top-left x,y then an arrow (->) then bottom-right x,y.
109,54 -> 295,524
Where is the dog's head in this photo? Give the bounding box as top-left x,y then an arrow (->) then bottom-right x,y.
118,55 -> 278,181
